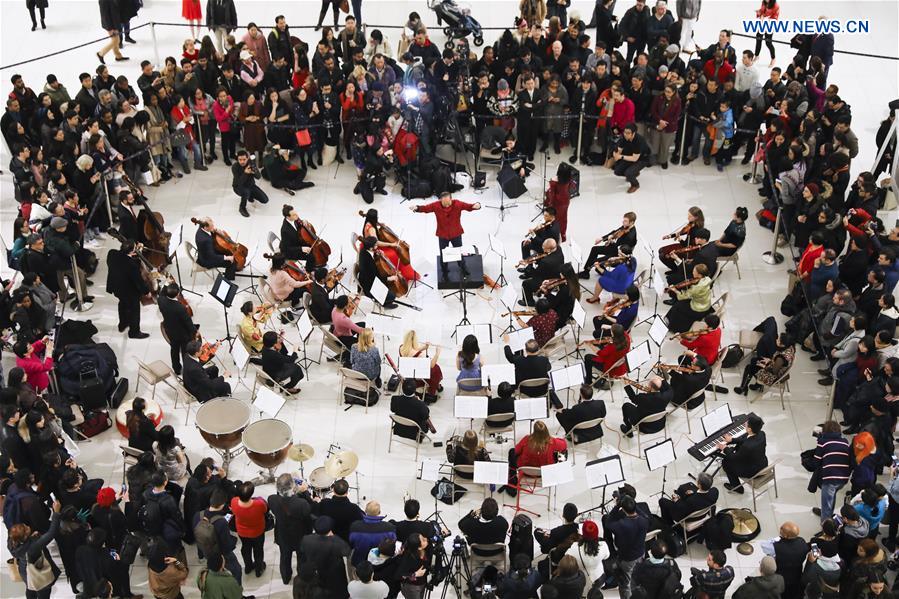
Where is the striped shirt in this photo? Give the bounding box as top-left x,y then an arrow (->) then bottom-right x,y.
813,433 -> 853,484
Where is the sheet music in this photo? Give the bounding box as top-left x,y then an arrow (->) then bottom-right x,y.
653,270 -> 668,297
419,459 -> 442,482
551,364 -> 585,391
473,461 -> 509,485
370,277 -> 390,306
626,341 -> 652,372
501,284 -> 519,310
456,323 -> 493,343
584,456 -> 625,489
297,310 -> 314,340
454,396 -> 488,419
254,386 -> 286,418
459,244 -> 477,256
441,247 -> 463,263
481,363 -> 516,387
541,461 -> 574,487
214,281 -> 230,303
648,317 -> 669,346
701,404 -> 733,437
569,239 -> 583,270
507,327 -> 534,353
169,224 -> 183,252
644,439 -> 677,471
571,301 -> 587,329
489,235 -> 506,259
230,340 -> 250,371
515,397 -> 548,421
399,356 -> 431,378
368,313 -> 399,337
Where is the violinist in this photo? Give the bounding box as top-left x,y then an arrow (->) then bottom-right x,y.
513,298 -> 558,348
159,282 -> 197,375
238,300 -> 273,353
665,227 -> 718,286
664,264 -> 713,334
362,209 -> 419,282
261,331 -> 304,394
309,268 -> 335,325
194,218 -> 236,280
232,149 -> 269,218
521,207 -> 560,261
620,376 -> 671,438
585,245 -> 637,304
594,284 -> 641,333
677,314 -> 722,365
663,351 -> 711,410
268,252 -> 312,308
520,239 -> 564,307
105,239 -> 150,339
556,385 -> 607,443
182,339 -> 231,404
331,295 -> 365,351
279,204 -> 315,271
582,324 -> 630,390
714,207 -> 748,257
115,189 -> 140,242
357,236 -> 399,310
580,211 -> 637,278
659,206 -> 705,270
409,192 -> 482,277
543,263 -> 581,330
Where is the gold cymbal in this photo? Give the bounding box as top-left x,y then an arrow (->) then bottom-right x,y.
730,509 -> 760,535
288,443 -> 315,462
324,450 -> 359,478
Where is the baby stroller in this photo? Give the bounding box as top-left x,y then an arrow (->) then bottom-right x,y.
428,0 -> 484,48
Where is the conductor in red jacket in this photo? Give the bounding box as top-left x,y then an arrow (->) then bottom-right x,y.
410,192 -> 482,275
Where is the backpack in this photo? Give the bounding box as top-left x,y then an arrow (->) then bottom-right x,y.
660,562 -> 684,599
138,496 -> 163,534
2,487 -> 27,529
194,513 -> 225,557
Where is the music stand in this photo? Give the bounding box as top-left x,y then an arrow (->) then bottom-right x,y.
210,274 -> 238,350
418,459 -> 454,529
454,323 -> 493,344
168,225 -> 201,298
475,460 -> 509,499
644,438 -> 677,499
489,234 -> 509,288
625,341 -> 652,376
581,455 -> 625,516
295,310 -> 319,371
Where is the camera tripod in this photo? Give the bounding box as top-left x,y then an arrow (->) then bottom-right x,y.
428,541 -> 471,599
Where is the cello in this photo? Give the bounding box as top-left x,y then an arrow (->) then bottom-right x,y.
262,252 -> 307,282
373,248 -> 410,297
357,210 -> 410,265
190,217 -> 249,270
296,219 -> 331,267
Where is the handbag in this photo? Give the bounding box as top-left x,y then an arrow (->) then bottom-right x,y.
264,510 -> 275,531
295,129 -> 312,147
25,553 -> 57,591
8,559 -> 22,583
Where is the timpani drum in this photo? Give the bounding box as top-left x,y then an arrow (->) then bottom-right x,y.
195,398 -> 252,469
308,466 -> 335,498
243,419 -> 293,470
116,397 -> 163,437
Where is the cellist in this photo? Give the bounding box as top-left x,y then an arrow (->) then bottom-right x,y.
194,217 -> 236,280
268,252 -> 311,309
357,236 -> 399,310
362,208 -> 419,282
279,204 -> 315,271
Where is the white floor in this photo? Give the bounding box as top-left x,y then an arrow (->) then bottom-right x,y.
1,1 -> 898,597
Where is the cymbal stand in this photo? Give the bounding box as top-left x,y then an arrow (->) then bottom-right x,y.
326,443 -> 363,504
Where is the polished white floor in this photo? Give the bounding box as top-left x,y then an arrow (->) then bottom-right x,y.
1,1 -> 898,597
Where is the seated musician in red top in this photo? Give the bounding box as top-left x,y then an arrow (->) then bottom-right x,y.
679,314 -> 722,364
499,420 -> 567,496
582,324 -> 631,390
409,192 -> 481,276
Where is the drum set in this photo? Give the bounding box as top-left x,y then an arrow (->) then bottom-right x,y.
289,442 -> 361,500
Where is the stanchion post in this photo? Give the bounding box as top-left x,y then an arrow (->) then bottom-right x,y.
573,95 -> 585,166
194,110 -> 206,168
676,106 -> 690,165
151,22 -> 160,68
101,179 -> 113,230
70,256 -> 84,309
748,129 -> 763,184
762,207 -> 784,265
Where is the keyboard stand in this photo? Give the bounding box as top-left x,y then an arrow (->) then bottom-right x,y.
689,450 -> 725,481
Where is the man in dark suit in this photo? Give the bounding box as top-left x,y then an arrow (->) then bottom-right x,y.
267,474 -> 313,585
194,217 -> 236,280
300,516 -> 352,598
458,498 -> 509,558
521,207 -> 561,261
357,236 -> 397,309
260,331 -> 304,393
666,228 -> 719,285
535,502 -> 579,554
74,73 -> 99,116
668,352 -> 711,409
279,204 -> 315,270
182,339 -> 231,403
516,75 -> 543,160
309,268 -> 334,324
658,472 -> 719,525
582,212 -> 638,276
317,479 -> 363,542
620,376 -> 672,436
390,379 -> 432,440
520,239 -> 564,306
720,413 -> 767,492
503,338 -> 562,409
105,240 -> 149,338
158,283 -> 197,375
556,384 -> 606,442
115,189 -> 141,242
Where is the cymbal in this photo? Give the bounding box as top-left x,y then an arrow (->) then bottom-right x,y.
730,509 -> 760,536
737,542 -> 755,555
324,450 -> 359,478
288,444 -> 315,462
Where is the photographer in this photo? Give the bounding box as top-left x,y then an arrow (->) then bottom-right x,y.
688,550 -> 735,599
231,149 -> 269,218
262,144 -> 315,195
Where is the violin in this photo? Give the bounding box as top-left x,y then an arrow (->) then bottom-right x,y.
197,338 -> 224,363
296,219 -> 331,267
263,252 -> 308,282
517,250 -> 551,267
190,217 -> 248,270
500,309 -> 536,318
325,267 -> 347,291
253,303 -> 275,321
603,298 -> 637,316
577,338 -> 614,349
669,327 -> 713,340
619,376 -> 652,393
525,220 -> 553,243
123,172 -> 171,269
343,294 -> 361,317
669,244 -> 701,257
657,363 -> 703,374
537,277 -> 567,296
594,255 -> 629,270
663,221 -> 693,240
358,210 -> 410,265
666,276 -> 702,292
600,225 -> 630,244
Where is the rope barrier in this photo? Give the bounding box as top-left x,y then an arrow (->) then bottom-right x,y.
0,23 -> 151,71
729,31 -> 899,61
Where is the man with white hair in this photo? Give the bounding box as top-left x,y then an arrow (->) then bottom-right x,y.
267,473 -> 313,585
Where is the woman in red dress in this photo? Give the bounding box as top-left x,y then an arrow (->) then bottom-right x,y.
181,0 -> 202,40
362,209 -> 420,281
544,163 -> 573,241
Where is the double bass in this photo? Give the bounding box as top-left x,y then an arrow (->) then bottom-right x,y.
190,217 -> 248,270
358,210 -> 410,264
296,219 -> 331,267
123,173 -> 171,269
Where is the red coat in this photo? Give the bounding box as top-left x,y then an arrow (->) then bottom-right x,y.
650,94 -> 682,133
703,59 -> 735,85
681,327 -> 722,364
170,104 -> 195,141
798,243 -> 824,281
416,199 -> 476,240
609,98 -> 635,132
514,436 -> 568,468
591,332 -> 630,377
15,340 -> 53,392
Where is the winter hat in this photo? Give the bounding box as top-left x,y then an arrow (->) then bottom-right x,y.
581,520 -> 599,541
96,487 -> 117,508
497,79 -> 509,91
665,44 -> 679,55
805,182 -> 820,196
50,216 -> 68,229
759,556 -> 777,576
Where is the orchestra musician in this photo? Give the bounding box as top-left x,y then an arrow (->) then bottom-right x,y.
194,217 -> 236,280
714,207 -> 748,257
580,212 -> 638,278
105,239 -> 151,339
260,331 -> 304,394
543,163 -> 574,241
232,149 -> 269,218
399,330 -> 443,400
585,245 -> 637,304
660,206 -> 705,270
182,339 -> 231,403
520,239 -> 564,306
542,263 -> 581,330
582,323 -> 630,390
158,282 -> 197,375
268,252 -> 312,308
331,295 -> 365,352
521,207 -> 560,261
556,385 -> 606,443
677,314 -> 722,365
238,300 -> 273,353
391,379 -> 436,440
663,351 -> 711,409
362,209 -> 419,282
500,421 -> 567,496
658,473 -> 719,526
718,414 -> 768,493
665,228 -> 718,286
309,267 -> 335,325
487,382 -> 516,429
502,337 -> 562,409
116,189 -> 140,242
664,264 -> 713,334
357,236 -> 399,309
594,285 -> 641,334
409,192 -> 482,277
512,298 -> 558,348
279,204 -> 315,271
619,375 -> 672,437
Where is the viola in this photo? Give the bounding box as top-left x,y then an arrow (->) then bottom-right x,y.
198,338 -> 223,363
191,217 -> 248,270
358,210 -> 410,265
296,219 -> 331,267
325,267 -> 347,291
